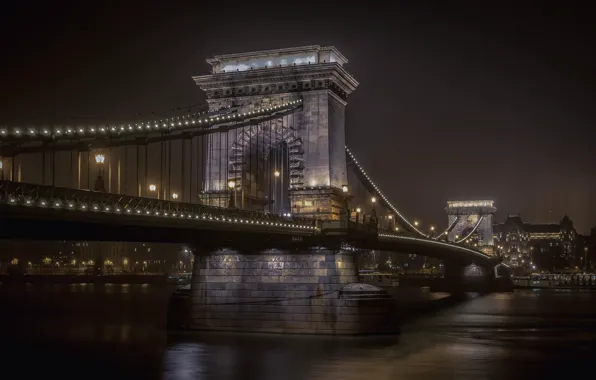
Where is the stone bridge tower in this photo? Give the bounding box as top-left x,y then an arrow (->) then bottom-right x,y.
446,200 -> 496,251
193,45 -> 358,220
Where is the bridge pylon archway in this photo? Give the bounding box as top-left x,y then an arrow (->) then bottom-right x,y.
446,200 -> 496,253
193,45 -> 359,220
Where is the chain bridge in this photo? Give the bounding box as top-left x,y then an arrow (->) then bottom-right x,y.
0,45 -> 511,334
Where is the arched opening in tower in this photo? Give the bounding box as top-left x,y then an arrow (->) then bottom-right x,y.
226,118 -> 304,214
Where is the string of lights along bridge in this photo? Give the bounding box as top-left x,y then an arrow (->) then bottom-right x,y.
0,100 -> 302,142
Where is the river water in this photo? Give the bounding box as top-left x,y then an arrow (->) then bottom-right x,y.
1,283 -> 595,379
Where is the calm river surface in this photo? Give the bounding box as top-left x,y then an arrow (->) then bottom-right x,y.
1,283 -> 595,379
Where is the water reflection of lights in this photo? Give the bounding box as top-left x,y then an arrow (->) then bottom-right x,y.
463,264 -> 486,277
162,343 -> 207,379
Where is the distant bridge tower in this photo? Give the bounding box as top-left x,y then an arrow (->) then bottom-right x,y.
194,45 -> 358,220
446,200 -> 496,248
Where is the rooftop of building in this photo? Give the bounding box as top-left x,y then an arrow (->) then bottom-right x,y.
494,214 -> 575,234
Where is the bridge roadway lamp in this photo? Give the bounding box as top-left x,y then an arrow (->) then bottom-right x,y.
414,221 -> 419,227
371,197 -> 376,203
342,185 -> 348,193
94,154 -> 105,165
149,184 -> 160,199
93,154 -> 106,192
228,180 -> 236,208
274,170 -> 280,177
172,193 -> 179,200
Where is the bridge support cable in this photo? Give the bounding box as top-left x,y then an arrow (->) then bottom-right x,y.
345,146 -> 428,237
0,101 -> 303,157
454,216 -> 484,244
433,215 -> 461,240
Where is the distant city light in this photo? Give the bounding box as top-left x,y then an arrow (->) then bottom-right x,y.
172,193 -> 179,199
94,154 -> 105,164
371,197 -> 376,203
274,170 -> 280,177
149,184 -> 157,191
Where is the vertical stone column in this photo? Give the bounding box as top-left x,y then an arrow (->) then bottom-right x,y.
442,261 -> 466,295
289,91 -> 349,220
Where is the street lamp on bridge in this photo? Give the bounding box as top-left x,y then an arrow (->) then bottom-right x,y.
94,154 -> 106,192
354,207 -> 361,224
148,184 -> 158,199
228,180 -> 236,208
172,193 -> 179,200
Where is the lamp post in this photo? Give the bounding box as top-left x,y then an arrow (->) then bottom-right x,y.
148,184 -> 158,199
94,154 -> 106,192
228,180 -> 236,208
272,170 -> 280,214
370,196 -> 377,226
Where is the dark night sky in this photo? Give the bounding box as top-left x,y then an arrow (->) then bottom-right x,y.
1,1 -> 595,233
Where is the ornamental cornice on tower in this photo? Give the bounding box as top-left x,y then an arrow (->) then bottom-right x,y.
193,46 -> 358,101
445,200 -> 497,215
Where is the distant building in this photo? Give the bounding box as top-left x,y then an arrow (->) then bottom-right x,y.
493,215 -> 577,272
0,239 -> 192,274
74,241 -> 192,273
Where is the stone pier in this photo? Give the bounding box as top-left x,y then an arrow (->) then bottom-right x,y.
442,261 -> 514,294
190,248 -> 398,334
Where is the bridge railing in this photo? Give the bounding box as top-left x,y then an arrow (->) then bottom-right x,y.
0,180 -> 317,231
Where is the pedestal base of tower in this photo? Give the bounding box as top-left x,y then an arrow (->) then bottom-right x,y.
289,187 -> 347,221
186,248 -> 398,335
442,262 -> 514,294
